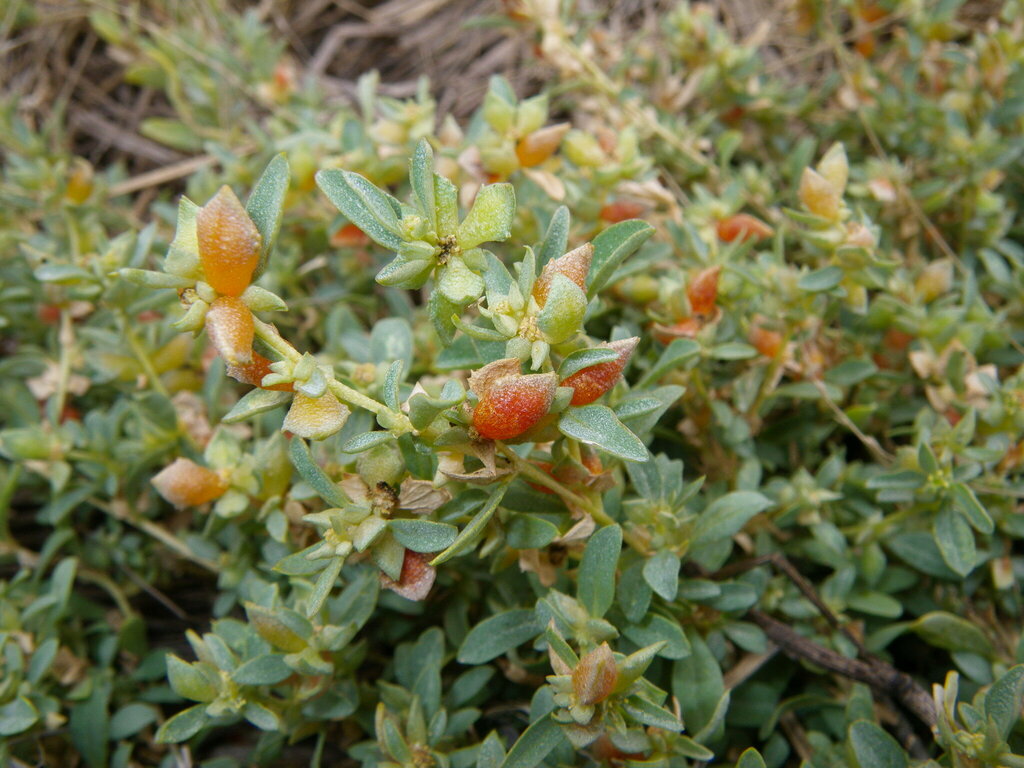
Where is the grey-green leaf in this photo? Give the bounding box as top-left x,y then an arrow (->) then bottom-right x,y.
390,519 -> 459,553
500,715 -> 563,768
691,491 -> 773,547
316,169 -> 404,251
643,551 -> 681,601
558,405 -> 648,462
457,609 -> 542,664
587,219 -> 654,298
578,524 -> 622,618
847,720 -> 908,768
247,153 -> 290,279
223,389 -> 291,424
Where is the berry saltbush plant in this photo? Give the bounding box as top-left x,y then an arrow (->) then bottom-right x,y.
3,1 -> 1024,766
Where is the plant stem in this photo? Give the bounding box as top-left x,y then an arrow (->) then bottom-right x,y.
91,497 -> 221,574
499,445 -> 613,526
122,313 -> 171,399
253,318 -> 414,434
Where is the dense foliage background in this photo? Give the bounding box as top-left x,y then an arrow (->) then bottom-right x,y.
2,1 -> 1024,766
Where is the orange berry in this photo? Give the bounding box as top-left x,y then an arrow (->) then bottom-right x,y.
226,352 -> 293,391
652,317 -> 702,344
205,296 -> 254,366
472,370 -> 557,441
152,457 -> 228,508
687,266 -> 721,317
526,461 -> 559,495
561,337 -> 638,406
381,550 -> 436,601
330,223 -> 370,248
716,214 -> 774,243
196,185 -> 262,297
515,123 -> 570,167
533,243 -> 593,305
749,326 -> 784,358
599,199 -> 646,223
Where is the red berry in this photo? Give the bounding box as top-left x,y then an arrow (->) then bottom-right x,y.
561,337 -> 638,406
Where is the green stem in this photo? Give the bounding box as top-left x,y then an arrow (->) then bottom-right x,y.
52,310 -> 75,421
0,463 -> 21,542
122,313 -> 170,399
91,497 -> 221,574
500,446 -> 613,526
0,541 -> 135,618
253,318 -> 414,434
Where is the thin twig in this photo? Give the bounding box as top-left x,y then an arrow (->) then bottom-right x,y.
749,610 -> 936,729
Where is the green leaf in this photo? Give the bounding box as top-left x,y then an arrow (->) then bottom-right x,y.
847,720 -> 908,768
458,609 -> 542,664
691,491 -> 773,547
825,359 -> 878,387
933,505 -> 975,577
588,219 -> 655,298
643,551 -> 681,601
578,524 -> 622,618
458,183 -> 515,249
431,480 -> 511,565
390,519 -> 458,553
710,342 -> 758,360
70,678 -> 110,768
141,117 -> 202,150
984,664 -> 1024,740
736,748 -> 768,768
316,169 -> 404,251
798,265 -> 844,292
222,389 -> 291,423
505,514 -> 559,549
370,317 -> 414,370
245,603 -> 312,653
289,438 -> 348,508
558,347 -> 620,379
558,405 -> 648,462
244,702 -> 280,731
306,555 -> 343,617
0,696 -> 38,736
167,655 -> 217,702
622,614 -> 691,660
35,264 -> 94,285
618,560 -> 653,624
155,704 -> 207,743
232,654 -> 293,686
500,714 -> 563,768
949,482 -> 994,534
910,612 -> 993,656
672,628 -> 724,735
411,139 -> 437,230
341,431 -> 394,454
383,359 -> 404,410
247,153 -> 290,279
637,338 -> 700,387
536,274 -> 586,344
538,206 -> 570,267
622,696 -> 682,731
116,268 -> 193,289
109,703 -> 159,740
